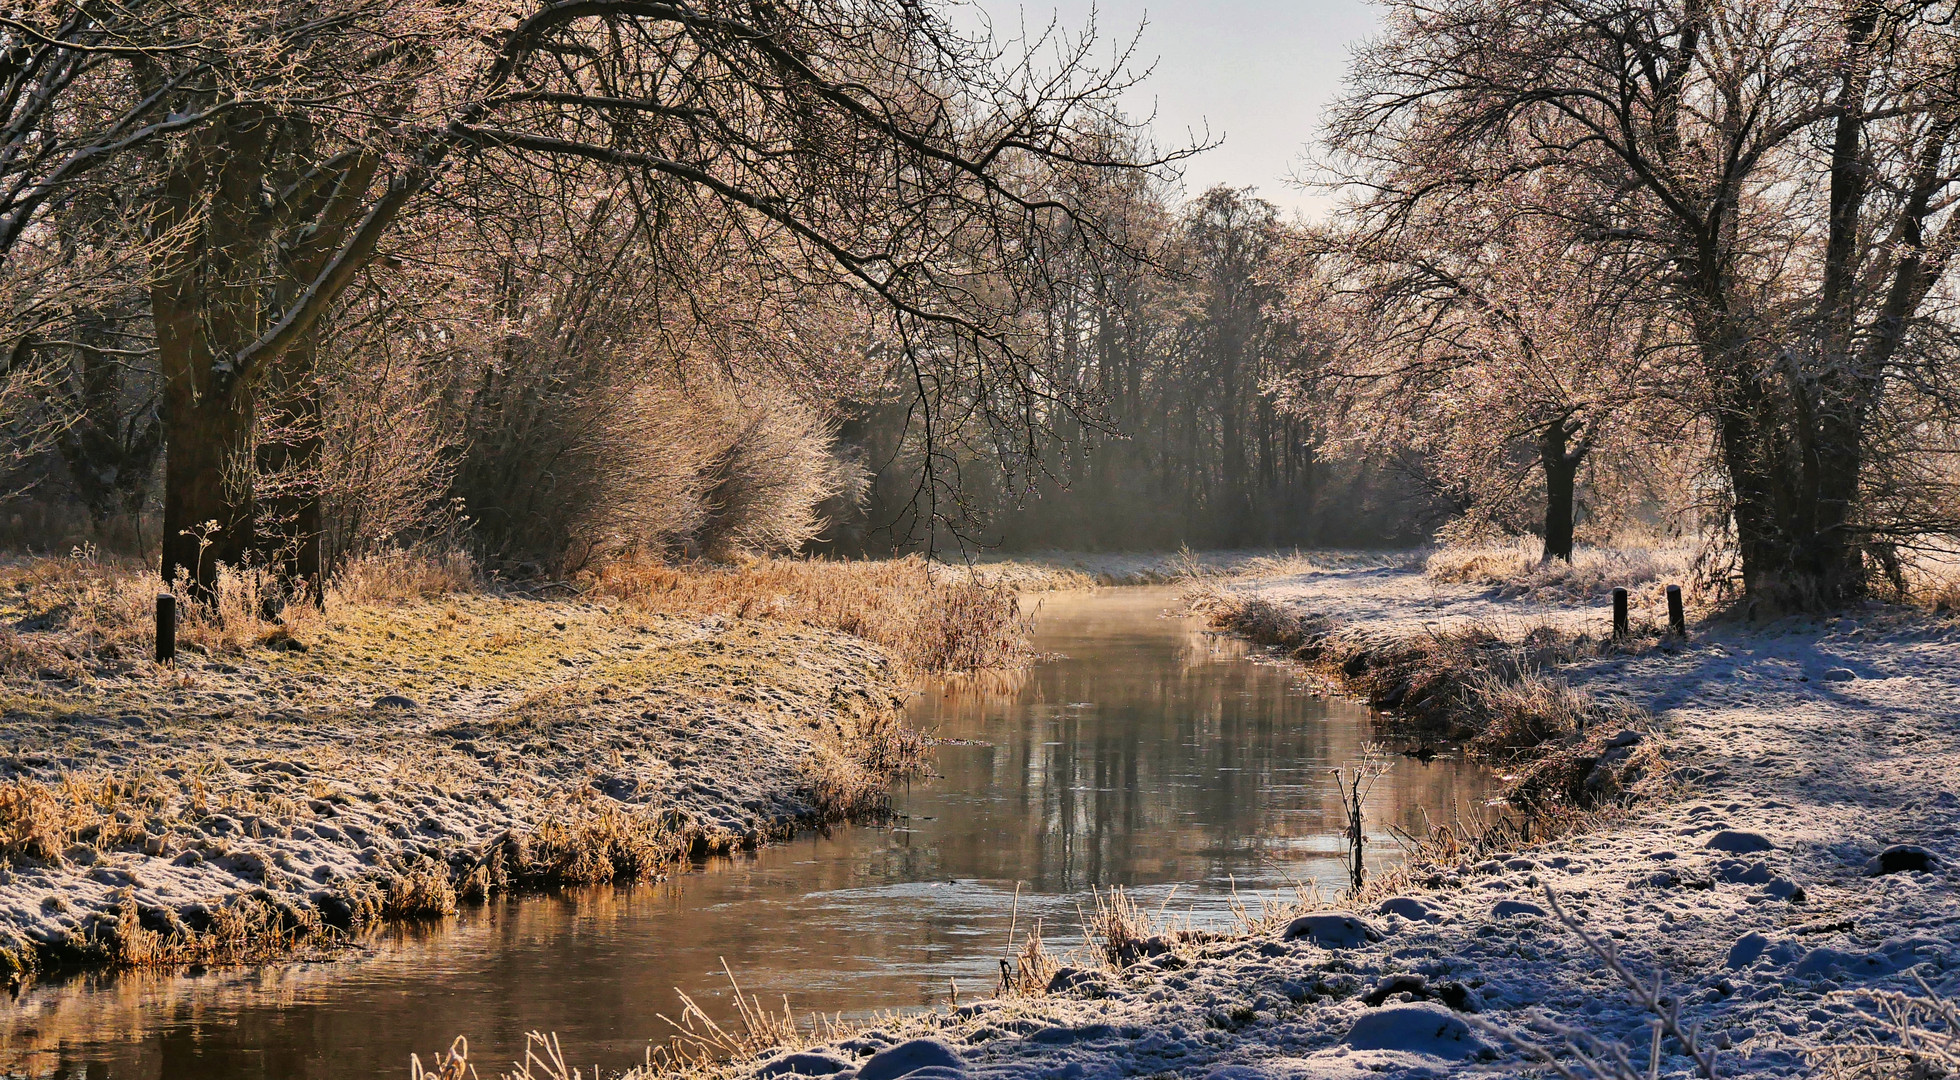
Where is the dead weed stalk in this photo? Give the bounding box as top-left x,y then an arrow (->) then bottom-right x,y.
1812,976 -> 1960,1079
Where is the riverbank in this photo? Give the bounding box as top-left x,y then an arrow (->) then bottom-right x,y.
538,555 -> 1959,1080
0,553 -> 1034,983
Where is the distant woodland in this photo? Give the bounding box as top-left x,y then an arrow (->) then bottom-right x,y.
3,0 -> 1959,611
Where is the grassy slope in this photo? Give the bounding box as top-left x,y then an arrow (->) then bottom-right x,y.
0,554 -> 1043,982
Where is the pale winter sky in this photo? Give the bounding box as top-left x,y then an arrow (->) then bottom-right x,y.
966,0 -> 1383,218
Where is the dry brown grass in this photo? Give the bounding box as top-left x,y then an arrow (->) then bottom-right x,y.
584,553 -> 1029,673
329,548 -> 480,605
1923,578 -> 1960,613
0,772 -> 161,863
382,861 -> 462,920
1425,539 -> 1699,602
1084,886 -> 1164,968
10,885 -> 354,975
521,802 -> 689,886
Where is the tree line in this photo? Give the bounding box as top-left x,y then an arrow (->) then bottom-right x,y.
817,182 -> 1439,554
3,0 -> 1958,616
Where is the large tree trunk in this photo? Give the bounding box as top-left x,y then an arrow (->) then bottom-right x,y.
1539,420 -> 1581,563
151,115 -> 274,595
158,379 -> 257,592
1709,337 -> 1867,612
149,108 -> 388,596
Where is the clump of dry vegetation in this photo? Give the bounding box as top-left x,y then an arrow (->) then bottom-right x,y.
1424,539 -> 1698,602
584,553 -> 1031,673
328,548 -> 481,605
1194,591 -> 1663,812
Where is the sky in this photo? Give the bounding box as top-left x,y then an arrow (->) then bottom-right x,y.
967,0 -> 1383,218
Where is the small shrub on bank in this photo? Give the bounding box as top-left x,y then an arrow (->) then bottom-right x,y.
330,548 -> 479,605
382,861 -> 460,920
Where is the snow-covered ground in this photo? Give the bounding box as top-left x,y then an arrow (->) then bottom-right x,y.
717,563 -> 1959,1080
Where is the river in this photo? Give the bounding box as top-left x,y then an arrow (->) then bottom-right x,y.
0,587 -> 1493,1079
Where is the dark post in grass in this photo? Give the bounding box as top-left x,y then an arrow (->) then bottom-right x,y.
1666,585 -> 1686,637
1611,587 -> 1630,639
155,593 -> 176,665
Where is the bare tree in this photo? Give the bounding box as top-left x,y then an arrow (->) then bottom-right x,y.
1327,0 -> 1960,609
1173,187 -> 1308,543
0,3 -> 219,265
1293,199 -> 1682,561
123,0 -> 1177,593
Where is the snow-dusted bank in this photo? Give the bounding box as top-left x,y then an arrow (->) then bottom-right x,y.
0,594 -> 916,982
655,561 -> 1957,1080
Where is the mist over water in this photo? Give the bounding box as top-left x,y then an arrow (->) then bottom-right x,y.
2,588 -> 1493,1079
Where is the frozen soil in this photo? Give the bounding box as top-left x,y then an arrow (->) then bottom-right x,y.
719,564 -> 1958,1080
0,594 -> 911,981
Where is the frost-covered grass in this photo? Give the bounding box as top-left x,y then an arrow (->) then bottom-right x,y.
0,548 -> 1040,680
1425,538 -> 1698,602
0,550 -> 990,983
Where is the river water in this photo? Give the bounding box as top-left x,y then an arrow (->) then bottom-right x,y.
1,587 -> 1494,1079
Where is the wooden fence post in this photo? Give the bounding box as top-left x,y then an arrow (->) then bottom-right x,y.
156,594 -> 176,665
1666,585 -> 1686,636
1612,587 -> 1629,639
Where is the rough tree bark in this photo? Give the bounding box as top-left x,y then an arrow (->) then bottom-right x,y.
1537,416 -> 1590,563
150,115 -> 274,592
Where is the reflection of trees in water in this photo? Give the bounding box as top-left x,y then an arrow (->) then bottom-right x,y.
1,887 -> 683,1074
899,590 -> 1496,897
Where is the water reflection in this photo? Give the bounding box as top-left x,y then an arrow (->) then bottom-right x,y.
1,587 -> 1493,1079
